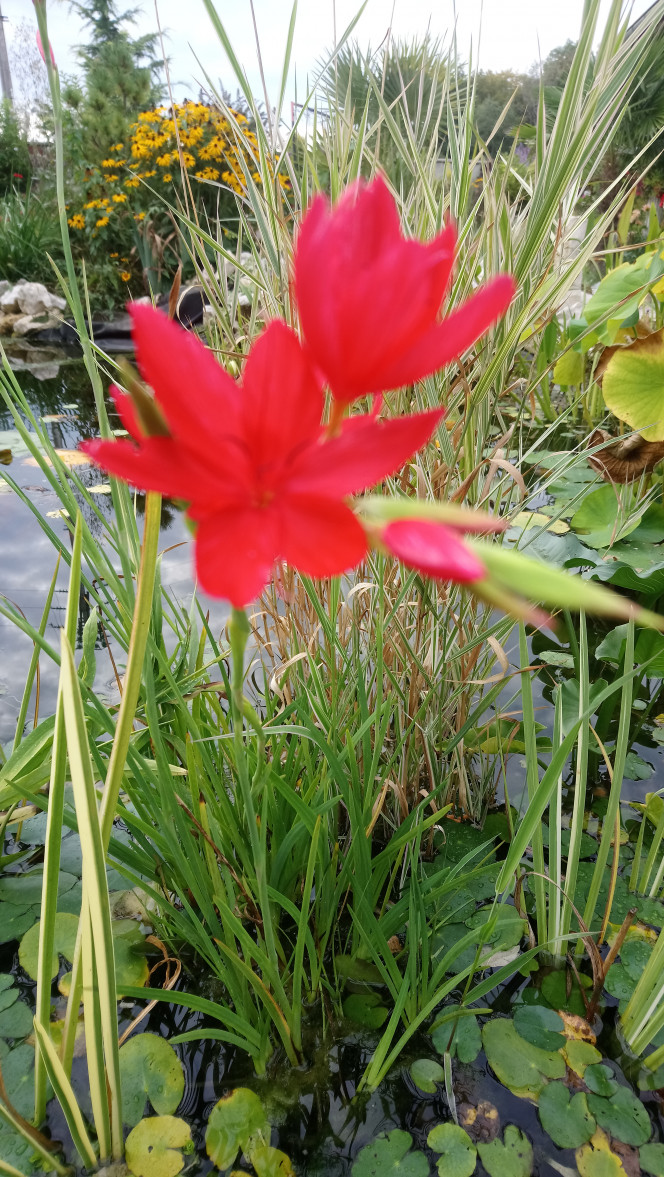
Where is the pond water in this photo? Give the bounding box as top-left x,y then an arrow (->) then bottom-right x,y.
2,347 -> 664,1176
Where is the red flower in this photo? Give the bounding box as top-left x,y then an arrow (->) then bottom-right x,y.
380,519 -> 485,583
294,175 -> 515,405
82,306 -> 443,606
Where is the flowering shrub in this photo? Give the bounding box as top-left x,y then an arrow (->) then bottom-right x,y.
67,101 -> 280,294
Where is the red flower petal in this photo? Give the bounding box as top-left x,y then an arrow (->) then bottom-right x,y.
195,506 -> 279,606
286,408 -> 443,498
382,519 -> 486,583
129,303 -> 242,452
377,275 -> 516,391
82,438 -> 236,503
110,385 -> 141,439
279,494 -> 367,578
240,320 -> 323,466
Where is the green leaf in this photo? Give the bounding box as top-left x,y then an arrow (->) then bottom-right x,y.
513,1005 -> 565,1051
409,1058 -> 444,1093
0,1042 -> 35,1119
205,1088 -> 270,1170
570,486 -> 642,549
553,348 -> 585,387
482,1018 -> 565,1098
538,1081 -> 596,1148
563,1038 -> 602,1077
252,1145 -> 296,1177
18,912 -> 79,981
343,993 -> 389,1029
587,1086 -> 652,1146
584,256 -> 664,341
427,1123 -> 477,1177
0,999 -> 33,1041
585,1065 -> 619,1098
0,903 -> 38,946
351,1130 -> 429,1177
640,1142 -> 664,1175
119,1033 -> 185,1127
126,1115 -> 192,1177
477,1125 -> 533,1177
602,330 -> 664,441
432,1009 -> 482,1064
541,968 -> 592,1015
576,1128 -> 631,1175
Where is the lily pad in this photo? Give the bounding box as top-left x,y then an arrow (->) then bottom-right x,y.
0,997 -> 34,1040
18,912 -> 79,980
585,1065 -> 619,1098
352,1130 -> 428,1177
570,485 -> 642,549
119,1033 -> 185,1127
538,1081 -> 596,1148
477,1125 -> 533,1177
252,1145 -> 296,1177
483,1017 -> 565,1098
513,1005 -> 565,1051
427,1123 -> 477,1177
409,1058 -> 444,1093
125,1115 -> 191,1177
640,1142 -> 664,1175
563,1038 -> 602,1076
602,329 -> 664,441
0,1041 -> 35,1119
343,993 -> 389,1029
432,1009 -> 482,1064
587,1086 -> 652,1146
541,968 -> 592,1016
205,1088 -> 270,1170
577,1127 -> 629,1176
0,903 -> 38,945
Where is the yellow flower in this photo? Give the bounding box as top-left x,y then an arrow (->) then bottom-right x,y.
95,216 -> 109,228
68,214 -> 85,229
180,151 -> 196,169
162,173 -> 172,182
141,170 -> 156,178
112,193 -> 127,203
134,211 -> 146,221
103,174 -> 119,182
110,252 -> 119,258
101,158 -> 116,167
112,142 -> 124,151
83,199 -> 101,209
194,166 -> 220,181
156,153 -> 172,167
124,177 -> 140,188
119,271 -> 131,282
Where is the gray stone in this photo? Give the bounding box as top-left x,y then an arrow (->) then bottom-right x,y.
15,282 -> 66,316
0,281 -> 10,297
12,312 -> 60,336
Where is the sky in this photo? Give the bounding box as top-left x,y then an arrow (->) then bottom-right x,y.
1,0 -> 658,109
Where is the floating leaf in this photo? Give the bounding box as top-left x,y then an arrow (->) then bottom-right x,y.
541,968 -> 591,1016
513,1005 -> 565,1051
538,1081 -> 596,1149
477,1125 -> 533,1177
352,1129 -> 428,1177
343,992 -> 389,1029
0,1041 -> 35,1119
640,1142 -> 664,1175
577,1127 -> 628,1176
205,1088 -> 270,1170
0,998 -> 34,1040
585,1065 -> 619,1098
432,1009 -> 482,1064
0,903 -> 39,945
410,1058 -> 444,1093
19,912 -> 79,980
482,1018 -> 565,1099
119,1033 -> 185,1127
554,348 -> 585,387
126,1115 -> 191,1177
252,1145 -> 296,1177
563,1037 -> 602,1077
587,1087 -> 651,1147
427,1123 -> 477,1177
570,486 -> 642,549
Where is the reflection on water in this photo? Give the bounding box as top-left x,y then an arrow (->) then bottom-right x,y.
0,353 -> 228,745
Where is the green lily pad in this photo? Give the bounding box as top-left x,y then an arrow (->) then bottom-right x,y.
126,1115 -> 192,1177
477,1125 -> 533,1177
465,906 -> 526,952
513,1005 -> 565,1051
570,485 -> 642,548
0,998 -> 34,1040
0,1041 -> 35,1119
0,903 -> 37,945
482,1018 -> 565,1098
640,1141 -> 664,1175
18,912 -> 79,981
409,1058 -> 444,1093
119,1033 -> 185,1127
205,1088 -> 270,1170
541,968 -> 591,1016
0,974 -> 17,1014
427,1123 -> 477,1177
621,939 -> 654,979
113,921 -> 150,993
0,870 -> 76,906
252,1145 -> 296,1177
585,1065 -> 619,1098
343,993 -> 389,1029
587,1086 -> 652,1146
0,1118 -> 42,1175
563,1038 -> 602,1076
352,1129 -> 428,1177
538,1081 -> 596,1148
432,1009 -> 482,1064
602,329 -> 664,441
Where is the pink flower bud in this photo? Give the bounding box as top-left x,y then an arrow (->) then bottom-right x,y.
36,31 -> 56,69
